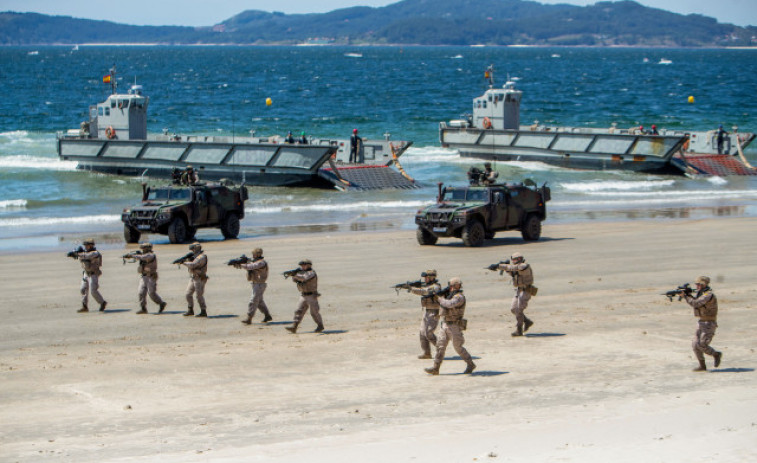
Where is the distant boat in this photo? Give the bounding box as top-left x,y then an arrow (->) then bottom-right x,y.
72,45 -> 79,51
344,53 -> 363,58
451,54 -> 463,59
27,50 -> 38,55
658,58 -> 672,65
643,57 -> 650,63
469,44 -> 485,48
551,54 -> 561,58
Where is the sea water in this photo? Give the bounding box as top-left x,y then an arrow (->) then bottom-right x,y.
1,46 -> 756,251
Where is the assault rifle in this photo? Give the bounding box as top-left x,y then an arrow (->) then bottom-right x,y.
227,254 -> 250,266
66,245 -> 85,259
486,259 -> 510,275
392,279 -> 424,294
122,250 -> 142,265
173,252 -> 195,267
282,268 -> 300,279
663,283 -> 694,302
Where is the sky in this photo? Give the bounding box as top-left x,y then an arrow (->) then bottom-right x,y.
2,0 -> 755,27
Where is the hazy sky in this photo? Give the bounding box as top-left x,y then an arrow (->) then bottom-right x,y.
3,0 -> 755,27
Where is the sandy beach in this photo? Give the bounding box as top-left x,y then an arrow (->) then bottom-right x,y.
1,217 -> 756,462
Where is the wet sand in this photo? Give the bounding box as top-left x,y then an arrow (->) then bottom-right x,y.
1,217 -> 756,462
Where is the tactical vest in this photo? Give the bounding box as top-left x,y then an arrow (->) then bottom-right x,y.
188,253 -> 208,279
420,282 -> 441,309
441,291 -> 466,322
295,270 -> 318,293
246,259 -> 268,283
693,289 -> 718,322
138,253 -> 158,277
510,263 -> 534,288
80,250 -> 102,276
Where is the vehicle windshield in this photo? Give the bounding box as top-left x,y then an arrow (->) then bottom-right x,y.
147,188 -> 191,201
445,188 -> 487,202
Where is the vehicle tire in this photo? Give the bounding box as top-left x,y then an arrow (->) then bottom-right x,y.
167,217 -> 188,244
186,226 -> 197,240
220,213 -> 240,239
416,227 -> 438,246
521,214 -> 542,241
462,220 -> 485,247
124,225 -> 141,244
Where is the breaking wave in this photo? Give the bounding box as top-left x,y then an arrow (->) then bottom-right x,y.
247,200 -> 427,214
0,214 -> 120,227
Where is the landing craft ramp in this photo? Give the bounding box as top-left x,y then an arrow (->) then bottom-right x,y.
671,154 -> 757,176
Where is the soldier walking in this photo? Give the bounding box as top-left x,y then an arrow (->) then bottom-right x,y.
126,242 -> 166,314
285,259 -> 324,333
234,247 -> 273,324
183,242 -> 208,317
497,252 -> 536,337
74,238 -> 107,313
682,276 -> 723,371
425,277 -> 476,375
409,269 -> 441,359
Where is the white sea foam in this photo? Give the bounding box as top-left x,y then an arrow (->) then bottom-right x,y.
0,130 -> 35,144
0,155 -> 78,171
246,200 -> 427,214
560,180 -> 676,192
0,199 -> 28,210
552,190 -> 757,207
578,189 -> 757,199
0,214 -> 119,227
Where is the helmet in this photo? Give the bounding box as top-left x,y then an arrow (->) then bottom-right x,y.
299,259 -> 312,266
252,247 -> 263,257
139,242 -> 153,250
449,277 -> 462,287
422,269 -> 437,277
83,238 -> 95,246
484,162 -> 492,168
695,276 -> 710,286
353,128 -> 358,133
511,252 -> 524,261
189,242 -> 202,252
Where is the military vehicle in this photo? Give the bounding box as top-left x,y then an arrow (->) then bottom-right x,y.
122,181 -> 248,244
415,178 -> 550,247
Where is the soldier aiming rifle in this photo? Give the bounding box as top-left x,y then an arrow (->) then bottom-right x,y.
392,279 -> 424,294
68,238 -> 107,313
124,242 -> 166,314
487,252 -> 537,337
231,248 -> 272,325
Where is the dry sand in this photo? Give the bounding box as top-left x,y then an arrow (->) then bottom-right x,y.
1,218 -> 756,462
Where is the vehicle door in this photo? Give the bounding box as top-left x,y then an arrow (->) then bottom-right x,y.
206,189 -> 223,225
192,189 -> 209,225
506,188 -> 525,228
488,188 -> 509,230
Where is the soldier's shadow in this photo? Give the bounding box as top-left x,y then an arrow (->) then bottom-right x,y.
710,367 -> 754,373
207,314 -> 238,319
317,330 -> 348,335
156,311 -> 186,315
265,321 -> 293,326
525,332 -> 566,338
103,309 -> 130,314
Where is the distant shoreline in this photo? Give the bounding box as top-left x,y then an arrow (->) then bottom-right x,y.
8,43 -> 757,49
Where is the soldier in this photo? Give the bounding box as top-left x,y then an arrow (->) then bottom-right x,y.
498,252 -> 535,337
181,165 -> 199,185
75,238 -> 107,313
482,162 -> 499,185
409,269 -> 441,359
682,276 -> 723,371
234,247 -> 273,325
425,277 -> 476,375
285,259 -> 324,334
183,242 -> 208,317
130,242 -> 167,315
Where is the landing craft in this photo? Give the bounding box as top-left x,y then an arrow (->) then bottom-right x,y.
57,67 -> 417,191
439,65 -> 756,177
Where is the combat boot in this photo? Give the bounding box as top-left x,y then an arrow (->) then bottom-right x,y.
77,305 -> 89,313
314,324 -> 325,333
524,318 -> 534,333
262,314 -> 273,323
693,359 -> 707,372
136,308 -> 148,315
183,307 -> 194,317
241,315 -> 252,325
463,361 -> 477,374
418,353 -> 432,359
285,323 -> 299,334
511,326 -> 523,337
713,351 -> 722,368
99,301 -> 107,312
424,364 -> 440,375
195,309 -> 207,318
158,302 -> 166,314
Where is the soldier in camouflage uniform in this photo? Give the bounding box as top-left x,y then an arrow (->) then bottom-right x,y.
409,269 -> 441,359
425,277 -> 476,375
498,252 -> 535,337
682,276 -> 723,371
76,238 -> 107,313
285,259 -> 324,334
234,247 -> 273,325
131,242 -> 166,315
183,242 -> 208,317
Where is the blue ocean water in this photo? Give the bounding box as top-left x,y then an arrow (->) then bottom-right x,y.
1,46 -> 756,251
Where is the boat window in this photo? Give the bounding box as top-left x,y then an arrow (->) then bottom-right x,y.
98,107 -> 104,116
118,99 -> 129,109
105,107 -> 110,116
483,101 -> 487,108
488,94 -> 492,102
111,100 -> 116,108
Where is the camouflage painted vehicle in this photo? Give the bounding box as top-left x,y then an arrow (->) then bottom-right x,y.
415,180 -> 550,247
122,181 -> 248,244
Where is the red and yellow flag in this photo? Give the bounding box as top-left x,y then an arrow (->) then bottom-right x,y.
103,75 -> 111,83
